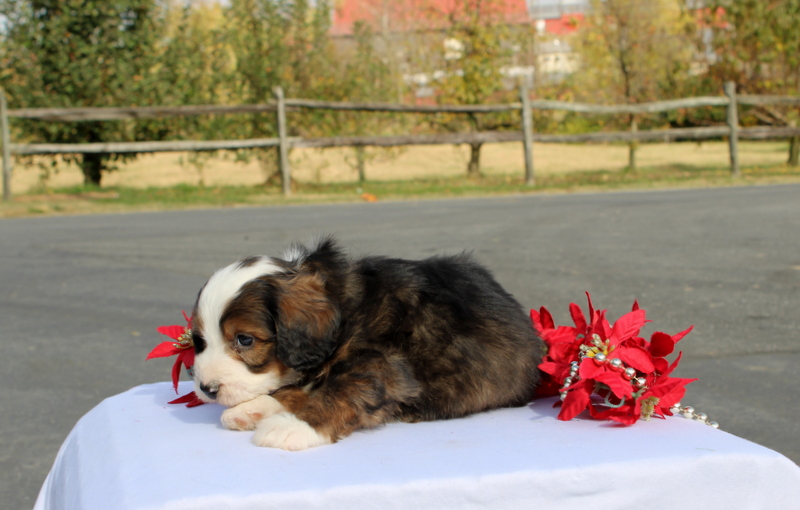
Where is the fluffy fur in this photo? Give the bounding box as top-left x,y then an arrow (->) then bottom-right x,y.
190,237 -> 545,450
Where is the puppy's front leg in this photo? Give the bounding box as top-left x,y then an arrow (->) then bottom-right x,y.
253,351 -> 420,451
221,394 -> 284,431
253,411 -> 332,451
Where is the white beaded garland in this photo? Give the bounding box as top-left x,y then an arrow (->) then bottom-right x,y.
558,358 -> 720,429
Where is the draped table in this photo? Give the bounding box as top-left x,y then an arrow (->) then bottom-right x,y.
34,381 -> 800,510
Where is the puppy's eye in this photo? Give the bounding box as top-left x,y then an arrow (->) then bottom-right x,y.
192,333 -> 206,354
235,334 -> 254,348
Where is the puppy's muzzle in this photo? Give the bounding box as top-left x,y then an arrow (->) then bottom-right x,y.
200,382 -> 220,400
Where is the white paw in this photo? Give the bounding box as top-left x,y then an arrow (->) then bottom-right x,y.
252,413 -> 331,451
221,395 -> 284,431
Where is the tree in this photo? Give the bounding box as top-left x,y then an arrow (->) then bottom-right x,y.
224,0 -> 338,185
703,0 -> 800,95
0,0 -> 163,185
701,1 -> 800,164
432,0 -> 515,177
147,1 -> 239,185
572,0 -> 695,169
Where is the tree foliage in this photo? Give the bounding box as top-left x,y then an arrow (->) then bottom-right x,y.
705,0 -> 800,95
0,0 -> 163,185
0,0 -> 796,189
573,0 -> 695,108
425,0 -> 516,176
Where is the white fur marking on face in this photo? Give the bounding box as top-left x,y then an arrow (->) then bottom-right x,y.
193,257 -> 287,407
197,257 -> 281,333
252,413 -> 331,451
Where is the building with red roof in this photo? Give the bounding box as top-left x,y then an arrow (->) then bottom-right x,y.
330,0 -> 587,37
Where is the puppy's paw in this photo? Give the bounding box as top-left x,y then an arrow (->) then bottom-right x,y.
221,395 -> 284,431
252,413 -> 331,451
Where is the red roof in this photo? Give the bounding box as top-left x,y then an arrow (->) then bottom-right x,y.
330,0 -> 581,37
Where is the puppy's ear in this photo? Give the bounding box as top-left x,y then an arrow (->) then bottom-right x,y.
275,272 -> 340,371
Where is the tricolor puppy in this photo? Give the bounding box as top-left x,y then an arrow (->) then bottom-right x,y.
191,238 -> 545,450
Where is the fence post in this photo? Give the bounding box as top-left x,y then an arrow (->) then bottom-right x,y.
788,120 -> 799,167
355,146 -> 366,182
1,89 -> 12,201
724,81 -> 740,177
519,83 -> 535,186
274,86 -> 291,196
628,117 -> 637,171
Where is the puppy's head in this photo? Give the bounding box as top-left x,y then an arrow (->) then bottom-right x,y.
190,247 -> 341,407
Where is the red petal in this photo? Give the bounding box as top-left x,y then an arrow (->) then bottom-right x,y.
611,309 -> 647,342
649,376 -> 697,399
606,410 -> 639,425
169,391 -> 205,407
569,302 -> 587,333
182,310 -> 193,328
618,345 -> 655,374
543,329 -> 581,362
185,397 -> 205,408
631,299 -> 640,312
558,383 -> 591,421
156,325 -> 187,340
171,359 -> 182,393
579,357 -> 606,380
590,399 -> 638,424
585,292 -> 595,322
539,307 -> 555,330
169,392 -> 196,404
538,360 -> 567,377
594,371 -> 634,398
649,331 -> 675,358
672,325 -> 694,343
662,352 -> 684,377
655,386 -> 689,412
530,309 -> 542,333
653,357 -> 669,375
178,349 -> 195,369
531,307 -> 555,334
534,379 -> 562,398
146,341 -> 180,360
592,310 -> 612,339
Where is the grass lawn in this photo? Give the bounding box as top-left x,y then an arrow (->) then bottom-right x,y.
2,140 -> 799,218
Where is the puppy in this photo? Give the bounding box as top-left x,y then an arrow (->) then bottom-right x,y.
190,237 -> 545,450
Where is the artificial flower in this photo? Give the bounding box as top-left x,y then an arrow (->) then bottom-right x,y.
147,311 -> 205,407
168,391 -> 205,408
532,293 -> 695,425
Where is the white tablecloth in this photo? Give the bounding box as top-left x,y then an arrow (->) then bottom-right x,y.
35,382 -> 800,510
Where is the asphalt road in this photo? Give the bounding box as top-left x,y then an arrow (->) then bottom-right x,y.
2,184 -> 799,509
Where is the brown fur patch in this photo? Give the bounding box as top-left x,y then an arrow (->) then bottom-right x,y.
272,351 -> 420,443
278,273 -> 339,341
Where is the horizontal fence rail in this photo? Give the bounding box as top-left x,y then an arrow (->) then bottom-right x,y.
12,126 -> 800,156
2,82 -> 800,200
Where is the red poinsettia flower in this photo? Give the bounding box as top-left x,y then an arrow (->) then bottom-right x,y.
168,391 -> 205,408
146,311 -> 205,407
532,293 -> 695,425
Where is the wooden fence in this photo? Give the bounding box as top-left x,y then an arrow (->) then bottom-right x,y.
2,81 -> 800,200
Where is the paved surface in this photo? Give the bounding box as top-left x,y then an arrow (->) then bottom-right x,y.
2,184 -> 799,509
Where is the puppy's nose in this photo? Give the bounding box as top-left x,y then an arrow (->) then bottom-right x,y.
200,382 -> 220,400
